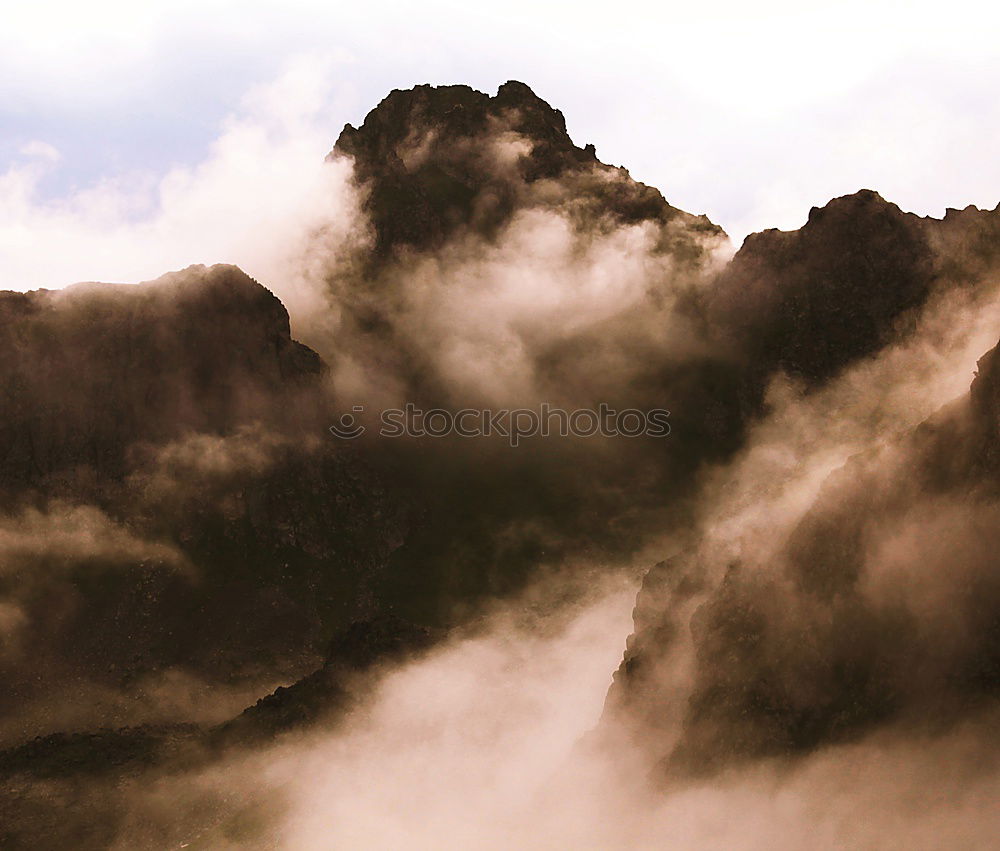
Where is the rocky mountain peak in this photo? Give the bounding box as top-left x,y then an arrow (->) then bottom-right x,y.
330,81 -> 720,258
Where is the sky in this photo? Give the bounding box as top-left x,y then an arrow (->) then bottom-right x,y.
3,0 -> 1000,290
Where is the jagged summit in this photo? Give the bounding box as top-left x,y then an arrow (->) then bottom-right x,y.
804,187 -> 896,224
330,80 -> 723,258
332,80 -> 593,178
709,188 -> 936,385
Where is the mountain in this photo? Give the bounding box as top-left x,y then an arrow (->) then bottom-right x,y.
319,84 -> 1000,628
316,81 -> 735,623
332,80 -> 721,261
0,264 -> 406,744
0,615 -> 437,850
3,80 -> 1000,847
0,264 -> 323,492
707,190 -> 935,387
605,332 -> 1000,775
5,85 -> 998,736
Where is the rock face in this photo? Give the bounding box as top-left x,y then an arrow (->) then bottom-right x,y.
321,81 -> 735,626
0,265 -> 323,491
0,265 -> 406,742
215,614 -> 438,743
0,616 -> 436,776
606,336 -> 1000,775
686,192 -> 1000,451
0,615 -> 437,850
328,84 -> 1000,641
332,80 -> 721,261
321,87 -> 1000,637
707,190 -> 936,387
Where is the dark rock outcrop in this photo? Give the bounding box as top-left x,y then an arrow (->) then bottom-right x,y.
0,265 -> 406,741
214,614 -> 439,743
332,80 -> 721,261
707,190 -> 936,388
0,264 -> 323,495
607,336 -> 1000,775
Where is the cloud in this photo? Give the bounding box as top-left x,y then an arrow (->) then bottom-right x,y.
74,569 -> 1000,851
0,55 -> 367,338
0,500 -> 191,718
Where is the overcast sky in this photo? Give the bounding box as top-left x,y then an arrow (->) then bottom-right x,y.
3,0 -> 999,290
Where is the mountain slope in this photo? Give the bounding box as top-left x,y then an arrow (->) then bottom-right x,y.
606,333 -> 1000,774
332,80 -> 721,261
0,265 -> 405,744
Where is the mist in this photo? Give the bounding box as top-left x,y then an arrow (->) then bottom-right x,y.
89,568 -> 999,850
3,59 -> 1000,849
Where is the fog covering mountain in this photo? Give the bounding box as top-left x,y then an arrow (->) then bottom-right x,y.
2,82 -> 1000,848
